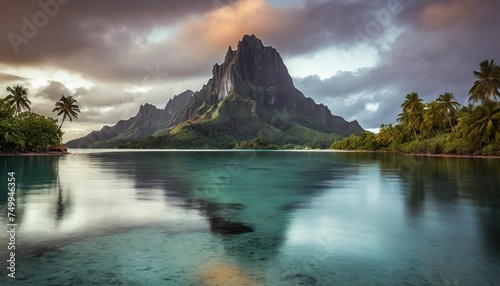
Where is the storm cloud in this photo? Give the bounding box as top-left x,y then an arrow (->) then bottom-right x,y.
1,0 -> 499,140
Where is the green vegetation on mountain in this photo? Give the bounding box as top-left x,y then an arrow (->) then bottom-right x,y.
331,59 -> 500,156
124,125 -> 237,149
123,113 -> 340,150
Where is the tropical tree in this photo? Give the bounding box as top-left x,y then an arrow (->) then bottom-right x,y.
17,112 -> 63,151
376,123 -> 411,150
437,92 -> 461,133
457,103 -> 475,138
376,124 -> 396,148
5,85 -> 31,116
400,92 -> 425,140
459,103 -> 475,116
396,112 -> 408,126
469,59 -> 500,103
0,99 -> 24,151
53,95 -> 81,129
459,101 -> 500,144
423,101 -> 446,137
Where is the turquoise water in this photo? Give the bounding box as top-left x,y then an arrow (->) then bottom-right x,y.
0,151 -> 499,285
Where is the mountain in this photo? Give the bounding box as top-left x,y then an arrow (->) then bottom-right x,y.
68,35 -> 365,149
65,90 -> 193,148
172,35 -> 362,135
127,35 -> 364,149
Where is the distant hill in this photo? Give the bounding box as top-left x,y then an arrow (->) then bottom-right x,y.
65,90 -> 193,148
67,35 -> 365,149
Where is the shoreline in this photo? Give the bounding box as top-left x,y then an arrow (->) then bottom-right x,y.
2,149 -> 499,159
0,151 -> 72,157
402,152 -> 500,159
330,149 -> 500,159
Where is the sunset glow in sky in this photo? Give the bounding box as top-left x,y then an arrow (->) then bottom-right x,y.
1,0 -> 499,141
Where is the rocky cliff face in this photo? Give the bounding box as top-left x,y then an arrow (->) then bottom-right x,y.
173,35 -> 364,137
66,90 -> 193,148
164,90 -> 194,118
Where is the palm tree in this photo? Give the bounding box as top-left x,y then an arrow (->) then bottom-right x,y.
457,103 -> 475,137
400,92 -> 425,140
459,103 -> 475,116
423,101 -> 446,137
397,112 -> 408,126
5,85 -> 31,116
53,95 -> 81,129
460,101 -> 500,144
376,124 -> 393,147
469,59 -> 500,103
437,92 -> 461,133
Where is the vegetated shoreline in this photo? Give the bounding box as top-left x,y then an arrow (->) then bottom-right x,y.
330,149 -> 500,159
2,148 -> 499,159
0,151 -> 72,156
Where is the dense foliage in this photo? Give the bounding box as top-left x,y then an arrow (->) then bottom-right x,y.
0,103 -> 62,152
124,127 -> 237,149
0,101 -> 24,151
235,137 -> 280,150
1,86 -> 79,152
17,112 -> 63,151
331,60 -> 500,156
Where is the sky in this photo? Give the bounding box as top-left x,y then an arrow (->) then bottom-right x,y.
1,0 -> 499,141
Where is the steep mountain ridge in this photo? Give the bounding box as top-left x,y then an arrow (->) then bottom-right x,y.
171,35 -> 364,139
66,90 -> 193,148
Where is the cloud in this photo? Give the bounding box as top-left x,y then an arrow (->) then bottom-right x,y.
0,73 -> 26,81
0,0 -> 407,84
289,0 -> 500,129
0,0 -> 244,83
38,80 -> 71,101
1,0 -> 500,138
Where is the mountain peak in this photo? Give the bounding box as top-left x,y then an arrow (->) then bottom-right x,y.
165,90 -> 194,115
65,91 -> 193,148
169,90 -> 194,102
138,103 -> 159,117
139,103 -> 156,110
238,34 -> 264,50
225,46 -> 235,61
173,35 -> 365,137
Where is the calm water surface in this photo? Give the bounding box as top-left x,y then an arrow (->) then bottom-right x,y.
0,151 -> 499,285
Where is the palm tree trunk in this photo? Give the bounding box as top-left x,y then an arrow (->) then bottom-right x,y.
410,124 -> 418,141
448,117 -> 456,133
59,117 -> 65,129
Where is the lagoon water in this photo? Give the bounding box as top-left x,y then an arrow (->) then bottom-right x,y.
0,151 -> 499,285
